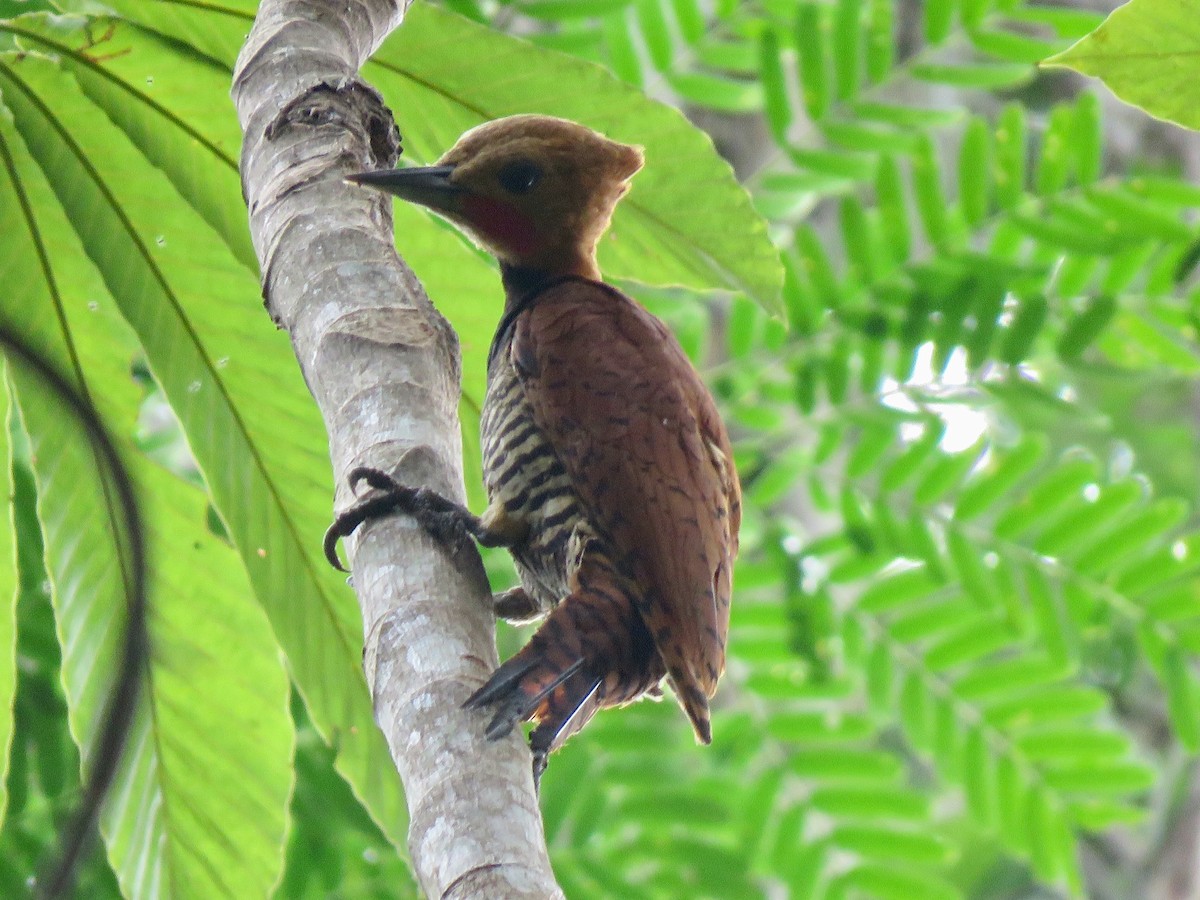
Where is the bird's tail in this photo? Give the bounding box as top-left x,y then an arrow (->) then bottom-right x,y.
464,559 -> 664,763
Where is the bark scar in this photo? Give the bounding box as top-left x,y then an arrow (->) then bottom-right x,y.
440,863 -> 504,900
265,78 -> 401,167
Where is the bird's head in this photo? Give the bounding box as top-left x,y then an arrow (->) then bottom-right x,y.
348,115 -> 643,280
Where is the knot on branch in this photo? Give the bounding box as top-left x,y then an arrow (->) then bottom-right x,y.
266,78 -> 401,168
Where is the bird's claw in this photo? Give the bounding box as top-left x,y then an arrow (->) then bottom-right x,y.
323,467 -> 478,571
347,466 -> 397,496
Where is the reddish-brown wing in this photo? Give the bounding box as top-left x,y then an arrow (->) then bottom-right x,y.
512,280 -> 741,741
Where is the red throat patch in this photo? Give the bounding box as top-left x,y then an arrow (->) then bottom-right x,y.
462,195 -> 539,257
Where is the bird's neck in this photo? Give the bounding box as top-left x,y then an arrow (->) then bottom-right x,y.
500,255 -> 601,310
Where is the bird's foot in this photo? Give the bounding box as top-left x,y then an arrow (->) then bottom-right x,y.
323,466 -> 481,570
492,586 -> 544,624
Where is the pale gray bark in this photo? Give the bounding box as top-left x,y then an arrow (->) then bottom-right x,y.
232,2 -> 562,896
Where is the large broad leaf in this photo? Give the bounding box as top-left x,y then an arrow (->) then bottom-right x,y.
0,38 -> 407,853
0,89 -> 293,896
0,368 -> 14,828
1044,0 -> 1200,131
2,13 -> 253,268
371,2 -> 784,313
57,0 -> 785,316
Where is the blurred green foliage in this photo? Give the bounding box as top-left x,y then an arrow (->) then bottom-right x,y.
2,0 -> 1200,897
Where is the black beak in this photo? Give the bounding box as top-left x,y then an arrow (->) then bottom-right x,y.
345,165 -> 462,214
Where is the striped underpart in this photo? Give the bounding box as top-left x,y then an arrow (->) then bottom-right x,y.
477,327 -> 665,750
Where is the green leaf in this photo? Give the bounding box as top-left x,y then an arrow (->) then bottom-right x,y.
1159,644 -> 1200,750
810,785 -> 929,819
1022,571 -> 1074,667
671,0 -> 704,43
0,99 -> 293,894
767,711 -> 873,743
701,40 -> 762,82
999,294 -> 1047,363
1036,104 -> 1074,196
1057,296 -> 1117,359
603,12 -> 643,85
823,119 -> 921,154
864,0 -> 893,83
826,864 -> 958,900
954,436 -> 1045,521
1067,799 -> 1145,830
1035,479 -> 1143,559
635,0 -> 673,70
791,747 -> 904,782
666,70 -> 765,112
794,224 -> 841,309
831,823 -> 953,864
1025,785 -> 1073,885
866,640 -> 894,712
924,0 -> 953,45
959,0 -> 990,28
858,567 -> 942,614
0,375 -> 13,827
1074,500 -> 1188,575
993,104 -> 1027,210
1086,187 -> 1193,242
1041,760 -> 1155,794
971,28 -> 1062,64
913,443 -> 983,506
839,196 -> 875,283
963,727 -> 995,827
4,15 -> 253,269
698,39 -> 764,79
1045,0 -> 1200,131
996,755 -> 1028,855
791,146 -> 878,180
924,617 -> 1011,671
899,669 -> 932,749
744,448 -> 801,511
880,424 -> 942,491
1008,5 -> 1104,39
1015,727 -> 1131,762
759,27 -> 791,139
846,420 -> 895,479
1054,254 -> 1097,298
795,3 -> 830,120
853,101 -> 962,129
984,684 -> 1108,728
910,62 -> 1034,89
833,0 -> 862,101
0,49 -> 408,853
519,0 -> 634,20
1072,92 -> 1102,185
958,117 -> 991,227
890,597 -> 971,643
912,135 -> 950,249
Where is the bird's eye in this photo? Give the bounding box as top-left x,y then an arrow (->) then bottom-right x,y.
497,160 -> 542,195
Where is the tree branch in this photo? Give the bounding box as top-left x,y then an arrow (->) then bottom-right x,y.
232,2 -> 561,896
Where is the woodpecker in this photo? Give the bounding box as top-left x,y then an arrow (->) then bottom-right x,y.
327,115 -> 741,781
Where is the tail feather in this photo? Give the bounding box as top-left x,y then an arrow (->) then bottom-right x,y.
670,676 -> 712,744
532,669 -> 604,756
463,557 -> 665,769
469,657 -> 587,741
463,655 -> 540,714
